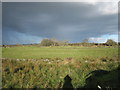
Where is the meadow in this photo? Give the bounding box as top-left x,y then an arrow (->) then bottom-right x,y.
2,46 -> 120,88
2,46 -> 118,60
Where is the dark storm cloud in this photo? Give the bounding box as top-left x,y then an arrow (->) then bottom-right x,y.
2,2 -> 118,44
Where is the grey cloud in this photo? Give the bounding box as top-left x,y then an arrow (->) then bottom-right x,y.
2,2 -> 118,44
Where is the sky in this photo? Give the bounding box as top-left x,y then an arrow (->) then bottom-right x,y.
2,1 -> 119,45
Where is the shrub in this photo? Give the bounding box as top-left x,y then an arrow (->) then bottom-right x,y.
105,39 -> 117,46
40,39 -> 54,46
40,38 -> 68,46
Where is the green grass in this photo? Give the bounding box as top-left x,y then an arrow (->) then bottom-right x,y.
2,46 -> 119,88
2,46 -> 118,60
2,58 -> 119,88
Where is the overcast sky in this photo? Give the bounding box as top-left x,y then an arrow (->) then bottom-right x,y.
2,2 -> 119,45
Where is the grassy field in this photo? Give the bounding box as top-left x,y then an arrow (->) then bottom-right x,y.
2,46 -> 120,88
2,46 -> 118,60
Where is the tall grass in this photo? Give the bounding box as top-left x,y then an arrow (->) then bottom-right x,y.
2,58 -> 119,88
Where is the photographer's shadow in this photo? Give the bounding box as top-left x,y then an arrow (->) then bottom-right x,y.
84,66 -> 120,89
62,75 -> 74,89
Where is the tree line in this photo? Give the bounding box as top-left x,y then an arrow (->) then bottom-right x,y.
2,38 -> 119,47
40,38 -> 119,47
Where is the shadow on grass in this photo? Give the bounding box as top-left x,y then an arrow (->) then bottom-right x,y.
62,75 -> 74,89
61,66 -> 120,89
83,66 -> 120,89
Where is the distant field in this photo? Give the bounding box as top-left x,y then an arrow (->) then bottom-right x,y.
2,46 -> 120,88
2,46 -> 118,60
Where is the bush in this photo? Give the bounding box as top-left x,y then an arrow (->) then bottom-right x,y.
40,38 -> 68,46
40,39 -> 54,46
105,39 -> 117,46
